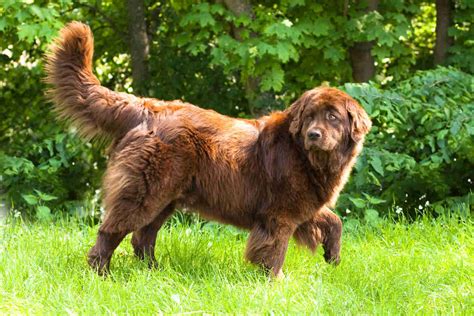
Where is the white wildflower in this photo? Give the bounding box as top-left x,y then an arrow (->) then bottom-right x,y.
171,294 -> 180,304
282,19 -> 293,27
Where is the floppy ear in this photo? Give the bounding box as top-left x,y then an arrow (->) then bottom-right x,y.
289,91 -> 313,136
289,99 -> 304,136
346,100 -> 372,142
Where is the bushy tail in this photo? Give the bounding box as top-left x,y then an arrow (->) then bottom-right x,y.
45,22 -> 149,141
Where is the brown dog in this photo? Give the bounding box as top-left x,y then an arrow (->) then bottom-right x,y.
45,22 -> 371,277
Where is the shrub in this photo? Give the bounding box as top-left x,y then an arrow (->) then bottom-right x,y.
339,67 -> 474,219
0,63 -> 105,219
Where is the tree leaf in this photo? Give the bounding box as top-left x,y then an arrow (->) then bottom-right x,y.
348,197 -> 366,209
311,17 -> 331,36
30,5 -> 44,19
22,194 -> 38,205
17,24 -> 38,42
260,64 -> 284,92
364,209 -> 380,225
370,156 -> 384,176
0,18 -> 7,32
34,189 -> 57,202
362,193 -> 386,205
36,205 -> 51,220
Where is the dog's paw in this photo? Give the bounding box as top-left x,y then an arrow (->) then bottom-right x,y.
271,269 -> 286,281
323,252 -> 340,266
87,252 -> 110,276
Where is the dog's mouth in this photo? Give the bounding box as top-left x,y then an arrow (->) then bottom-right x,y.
305,139 -> 335,152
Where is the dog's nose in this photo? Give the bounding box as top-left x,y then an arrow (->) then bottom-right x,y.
307,130 -> 322,140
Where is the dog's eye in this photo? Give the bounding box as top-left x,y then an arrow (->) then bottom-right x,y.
327,112 -> 337,121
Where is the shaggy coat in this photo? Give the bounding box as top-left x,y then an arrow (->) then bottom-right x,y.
45,22 -> 371,277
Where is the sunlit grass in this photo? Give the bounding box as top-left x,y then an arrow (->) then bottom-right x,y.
0,215 -> 472,314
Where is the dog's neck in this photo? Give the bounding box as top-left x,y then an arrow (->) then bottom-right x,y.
295,133 -> 363,208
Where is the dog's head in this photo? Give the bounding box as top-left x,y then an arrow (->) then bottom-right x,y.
289,87 -> 371,152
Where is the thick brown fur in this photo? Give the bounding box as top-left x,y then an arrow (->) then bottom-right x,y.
45,22 -> 371,277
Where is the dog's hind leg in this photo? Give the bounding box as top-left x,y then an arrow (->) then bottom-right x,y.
131,203 -> 175,267
87,191 -> 174,275
88,134 -> 186,275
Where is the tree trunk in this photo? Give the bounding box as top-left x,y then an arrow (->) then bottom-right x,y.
222,0 -> 261,114
126,0 -> 150,95
349,0 -> 379,82
221,0 -> 254,48
434,0 -> 454,65
222,0 -> 252,17
349,42 -> 376,82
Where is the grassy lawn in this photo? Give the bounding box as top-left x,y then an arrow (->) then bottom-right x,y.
0,215 -> 472,314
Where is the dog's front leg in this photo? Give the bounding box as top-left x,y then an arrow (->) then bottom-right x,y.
294,206 -> 342,265
318,207 -> 342,265
245,220 -> 296,279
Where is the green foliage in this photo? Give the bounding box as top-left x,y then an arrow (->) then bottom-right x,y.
0,0 -> 104,217
0,1 -> 473,220
145,3 -> 248,116
0,0 -> 66,46
449,0 -> 474,73
339,67 -> 474,219
175,0 -> 435,109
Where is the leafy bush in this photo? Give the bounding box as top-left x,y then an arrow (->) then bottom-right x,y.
339,67 -> 474,219
0,49 -> 105,219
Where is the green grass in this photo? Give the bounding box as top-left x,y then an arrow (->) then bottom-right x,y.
0,216 -> 473,314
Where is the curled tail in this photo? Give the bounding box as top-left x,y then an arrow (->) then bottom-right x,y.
45,22 -> 150,141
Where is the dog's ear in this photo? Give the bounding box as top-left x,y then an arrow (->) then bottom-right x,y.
289,91 -> 313,136
346,99 -> 372,142
289,99 -> 304,136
